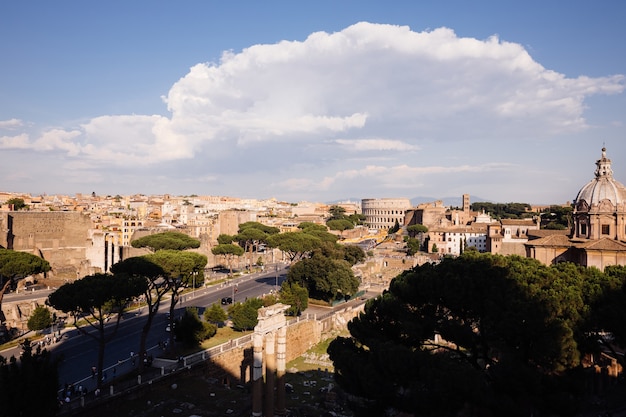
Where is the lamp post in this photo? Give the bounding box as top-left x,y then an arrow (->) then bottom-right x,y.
191,271 -> 198,299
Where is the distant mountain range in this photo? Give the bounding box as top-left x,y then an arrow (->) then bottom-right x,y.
410,196 -> 492,207
329,196 -> 493,207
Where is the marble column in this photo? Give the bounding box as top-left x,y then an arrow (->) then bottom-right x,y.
252,331 -> 264,417
275,325 -> 287,415
264,332 -> 276,417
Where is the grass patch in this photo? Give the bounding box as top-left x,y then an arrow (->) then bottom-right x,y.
308,298 -> 331,307
287,337 -> 336,373
201,326 -> 251,349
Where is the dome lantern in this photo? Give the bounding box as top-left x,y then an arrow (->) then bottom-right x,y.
572,147 -> 626,241
574,147 -> 626,209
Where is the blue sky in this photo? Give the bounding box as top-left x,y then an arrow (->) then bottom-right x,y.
1,1 -> 625,205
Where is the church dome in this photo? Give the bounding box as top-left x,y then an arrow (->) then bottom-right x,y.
574,147 -> 626,209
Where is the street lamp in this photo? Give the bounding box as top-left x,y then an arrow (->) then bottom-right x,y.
275,264 -> 278,292
191,271 -> 198,299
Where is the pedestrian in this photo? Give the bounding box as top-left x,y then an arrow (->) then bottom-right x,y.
91,366 -> 96,378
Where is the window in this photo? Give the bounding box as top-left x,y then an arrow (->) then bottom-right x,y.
602,224 -> 610,235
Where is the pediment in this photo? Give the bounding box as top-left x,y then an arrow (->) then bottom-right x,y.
576,200 -> 589,212
598,199 -> 615,212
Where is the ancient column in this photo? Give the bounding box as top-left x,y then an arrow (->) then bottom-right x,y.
251,303 -> 290,417
252,331 -> 264,417
263,331 -> 276,417
275,324 -> 287,415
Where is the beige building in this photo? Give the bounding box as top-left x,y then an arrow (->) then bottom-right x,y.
0,211 -> 101,282
485,218 -> 541,256
361,198 -> 412,231
405,194 -> 473,230
525,147 -> 626,271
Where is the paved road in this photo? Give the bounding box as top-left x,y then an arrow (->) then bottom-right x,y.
1,264 -> 291,393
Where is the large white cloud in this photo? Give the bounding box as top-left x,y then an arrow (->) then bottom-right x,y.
1,22 -> 624,200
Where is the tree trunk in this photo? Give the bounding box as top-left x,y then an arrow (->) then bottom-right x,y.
0,280 -> 11,321
96,325 -> 106,389
167,292 -> 179,354
138,312 -> 153,371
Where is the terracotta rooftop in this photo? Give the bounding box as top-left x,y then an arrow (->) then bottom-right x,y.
579,238 -> 626,251
524,234 -> 573,247
527,229 -> 570,239
500,218 -> 537,225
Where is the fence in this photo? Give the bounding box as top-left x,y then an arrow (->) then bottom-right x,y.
56,304 -> 364,416
55,314 -> 319,416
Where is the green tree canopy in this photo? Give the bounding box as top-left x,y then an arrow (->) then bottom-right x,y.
328,253 -> 610,416
131,231 -> 200,251
47,273 -> 147,388
174,307 -> 216,348
404,236 -> 421,256
144,250 -> 207,284
143,250 -> 207,350
297,222 -> 329,232
238,221 -> 280,235
540,205 -> 573,230
312,241 -> 365,266
0,249 -> 51,286
388,219 -> 400,234
110,256 -> 168,367
217,233 -> 235,244
5,198 -> 27,210
326,219 -> 355,237
279,281 -> 308,316
228,299 -> 260,331
211,243 -> 244,275
304,228 -> 339,244
471,202 -> 533,219
327,205 -> 347,221
341,244 -> 366,265
266,231 -> 322,263
348,213 -> 366,225
204,302 -> 228,324
406,224 -> 428,237
286,255 -> 359,303
326,205 -> 365,226
0,249 -> 51,323
407,224 -> 428,253
236,225 -> 272,269
27,305 -> 53,332
586,264 -> 626,359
